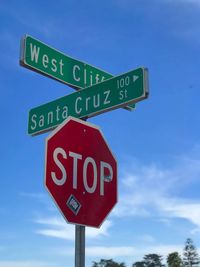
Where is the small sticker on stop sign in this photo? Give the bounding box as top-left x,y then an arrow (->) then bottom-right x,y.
67,195 -> 81,215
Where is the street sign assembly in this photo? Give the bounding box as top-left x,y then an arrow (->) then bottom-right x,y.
20,33 -> 150,267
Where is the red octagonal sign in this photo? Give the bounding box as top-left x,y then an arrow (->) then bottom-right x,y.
45,117 -> 117,228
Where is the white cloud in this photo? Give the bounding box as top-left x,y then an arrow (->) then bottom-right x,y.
86,246 -> 137,257
138,234 -> 156,243
157,198 -> 200,231
35,216 -> 75,240
56,245 -> 137,257
56,244 -> 183,260
91,244 -> 183,260
112,193 -> 151,218
35,215 -> 112,240
0,262 -> 55,267
114,148 -> 200,233
142,244 -> 184,260
86,220 -> 112,238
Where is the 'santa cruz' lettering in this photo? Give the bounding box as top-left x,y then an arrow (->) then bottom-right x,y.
28,67 -> 148,135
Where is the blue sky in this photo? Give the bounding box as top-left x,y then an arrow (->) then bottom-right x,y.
1,0 -> 200,266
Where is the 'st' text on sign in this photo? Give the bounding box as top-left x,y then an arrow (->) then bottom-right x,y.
28,67 -> 149,135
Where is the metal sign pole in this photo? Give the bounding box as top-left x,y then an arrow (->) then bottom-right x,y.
75,225 -> 85,267
75,117 -> 87,267
74,116 -> 87,267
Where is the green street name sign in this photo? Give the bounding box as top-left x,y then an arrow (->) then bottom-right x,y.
20,35 -> 135,110
28,67 -> 149,135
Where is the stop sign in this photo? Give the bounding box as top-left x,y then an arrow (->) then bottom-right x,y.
45,117 -> 117,228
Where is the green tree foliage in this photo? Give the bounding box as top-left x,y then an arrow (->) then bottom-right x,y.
92,259 -> 126,267
132,261 -> 146,267
167,252 -> 182,267
183,238 -> 200,267
143,254 -> 165,267
133,254 -> 165,267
